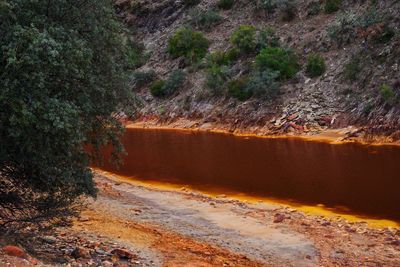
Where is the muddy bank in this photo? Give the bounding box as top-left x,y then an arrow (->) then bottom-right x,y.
3,171 -> 399,266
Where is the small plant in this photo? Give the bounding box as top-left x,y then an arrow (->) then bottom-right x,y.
258,0 -> 278,13
168,28 -> 209,63
306,54 -> 326,78
255,47 -> 300,80
225,48 -> 240,62
163,70 -> 187,96
327,12 -> 358,47
343,54 -> 363,81
207,48 -> 239,66
379,84 -> 396,105
307,1 -> 321,16
228,76 -> 252,101
359,9 -> 384,28
184,0 -> 201,6
230,25 -> 257,53
205,64 -> 229,94
279,0 -> 297,22
190,9 -> 222,31
324,0 -> 341,14
150,80 -> 166,97
132,70 -> 157,88
126,41 -> 150,69
375,25 -> 395,44
256,28 -> 280,51
217,0 -> 234,10
244,70 -> 280,98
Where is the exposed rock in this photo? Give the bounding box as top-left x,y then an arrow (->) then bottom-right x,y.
2,245 -> 26,258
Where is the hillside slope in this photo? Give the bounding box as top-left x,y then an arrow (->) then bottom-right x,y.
117,0 -> 400,139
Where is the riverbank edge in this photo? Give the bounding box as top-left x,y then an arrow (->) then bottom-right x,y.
125,118 -> 400,147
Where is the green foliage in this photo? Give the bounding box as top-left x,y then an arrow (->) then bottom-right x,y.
132,70 -> 157,88
343,54 -> 363,81
379,84 -> 396,105
258,0 -> 278,12
168,28 -> 209,63
163,70 -> 187,96
205,65 -> 229,94
207,49 -> 239,66
327,12 -> 358,47
375,25 -> 395,44
256,28 -> 280,51
230,25 -> 257,54
279,0 -> 297,22
255,47 -> 300,80
126,41 -> 151,69
150,80 -> 167,97
359,9 -> 384,28
217,0 -> 234,9
228,76 -> 252,101
0,0 -> 132,223
324,0 -> 341,14
184,0 -> 201,6
190,9 -> 222,31
245,70 -> 280,98
149,70 -> 186,97
306,54 -> 326,78
307,1 -> 321,16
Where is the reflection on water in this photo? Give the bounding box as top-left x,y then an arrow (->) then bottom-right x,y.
98,128 -> 400,222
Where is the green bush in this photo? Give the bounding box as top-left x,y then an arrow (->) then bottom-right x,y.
126,41 -> 150,69
225,48 -> 240,62
256,28 -> 280,51
168,28 -> 209,63
207,48 -> 239,66
324,0 -> 341,14
184,0 -> 201,6
228,76 -> 252,101
230,25 -> 257,53
190,9 -> 222,31
343,54 -> 363,81
205,65 -> 229,94
258,0 -> 278,12
279,0 -> 297,21
132,70 -> 157,88
307,1 -> 321,16
327,12 -> 358,47
245,70 -> 280,98
150,80 -> 166,97
149,70 -> 186,97
217,0 -> 234,9
255,47 -> 300,80
163,70 -> 187,96
306,54 -> 326,77
379,84 -> 396,105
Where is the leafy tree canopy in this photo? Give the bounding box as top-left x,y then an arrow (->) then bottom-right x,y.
0,0 -> 132,225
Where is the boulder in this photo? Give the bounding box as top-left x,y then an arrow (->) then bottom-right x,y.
2,245 -> 26,258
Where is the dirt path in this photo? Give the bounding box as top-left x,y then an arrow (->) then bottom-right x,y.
71,172 -> 400,266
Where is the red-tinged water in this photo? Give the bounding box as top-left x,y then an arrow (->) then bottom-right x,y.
98,128 -> 400,222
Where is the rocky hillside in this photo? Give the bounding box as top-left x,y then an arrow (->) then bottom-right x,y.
116,0 -> 400,138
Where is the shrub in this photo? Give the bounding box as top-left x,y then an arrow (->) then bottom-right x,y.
163,70 -> 187,96
207,48 -> 239,66
343,54 -> 363,81
306,54 -> 326,77
359,9 -> 384,28
255,47 -> 300,80
126,41 -> 150,69
307,1 -> 321,16
258,0 -> 278,12
190,9 -> 222,31
327,12 -> 358,47
184,0 -> 201,6
217,0 -> 234,9
379,84 -> 396,105
256,28 -> 280,51
225,48 -> 240,62
150,80 -> 166,97
168,28 -> 209,63
324,0 -> 341,14
228,76 -> 252,101
230,25 -> 257,53
205,65 -> 229,94
279,0 -> 297,22
245,70 -> 280,98
132,70 -> 157,88
374,25 -> 395,44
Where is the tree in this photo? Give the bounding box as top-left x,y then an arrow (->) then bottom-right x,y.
0,0 -> 132,226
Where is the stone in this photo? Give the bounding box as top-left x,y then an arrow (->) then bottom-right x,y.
41,236 -> 57,244
2,245 -> 26,258
71,247 -> 91,259
111,248 -> 137,259
273,213 -> 285,223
